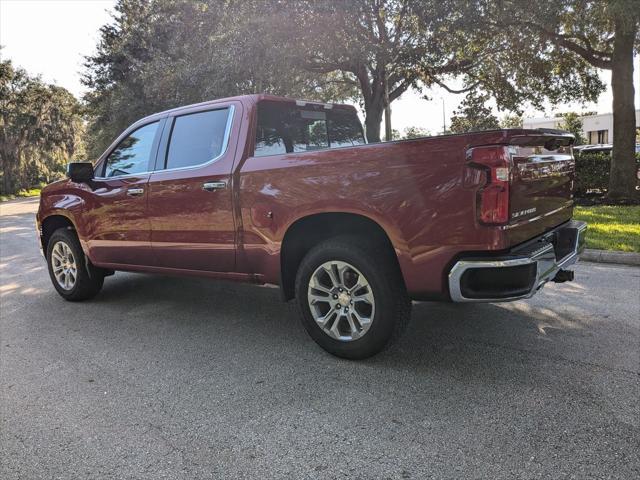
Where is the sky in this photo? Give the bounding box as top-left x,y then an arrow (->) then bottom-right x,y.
1,0 -> 638,135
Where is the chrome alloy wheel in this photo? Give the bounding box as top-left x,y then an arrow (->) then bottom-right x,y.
50,241 -> 77,291
307,260 -> 375,342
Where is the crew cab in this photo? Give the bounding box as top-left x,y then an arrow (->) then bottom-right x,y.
37,94 -> 586,359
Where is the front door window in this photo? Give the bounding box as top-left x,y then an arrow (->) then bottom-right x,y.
103,121 -> 159,177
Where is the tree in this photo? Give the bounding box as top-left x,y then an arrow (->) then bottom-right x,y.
0,60 -> 84,195
281,0 -> 499,142
83,0 -> 352,158
411,2 -> 606,111
402,126 -> 430,139
483,0 -> 639,199
84,0 -> 623,159
84,0 -> 507,144
449,92 -> 500,133
556,112 -> 586,145
268,0 -> 606,141
500,114 -> 523,129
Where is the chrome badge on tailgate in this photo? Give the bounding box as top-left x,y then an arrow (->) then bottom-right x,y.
512,207 -> 537,219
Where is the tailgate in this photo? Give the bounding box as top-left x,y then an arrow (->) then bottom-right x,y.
505,131 -> 575,245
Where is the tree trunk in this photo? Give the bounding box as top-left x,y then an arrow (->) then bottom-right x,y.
608,19 -> 638,201
0,151 -> 15,195
365,102 -> 384,143
2,166 -> 14,195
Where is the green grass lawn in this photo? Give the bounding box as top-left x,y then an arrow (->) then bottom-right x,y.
574,205 -> 640,253
0,187 -> 41,203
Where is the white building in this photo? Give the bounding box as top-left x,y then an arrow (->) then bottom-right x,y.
523,110 -> 640,144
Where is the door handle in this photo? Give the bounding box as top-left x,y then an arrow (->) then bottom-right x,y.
126,187 -> 144,196
202,181 -> 227,192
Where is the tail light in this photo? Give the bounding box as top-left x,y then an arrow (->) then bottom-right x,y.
467,146 -> 511,225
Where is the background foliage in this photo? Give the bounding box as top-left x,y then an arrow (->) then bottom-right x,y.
0,59 -> 84,195
82,0 -> 609,150
557,112 -> 587,146
449,92 -> 500,133
575,152 -> 640,195
1,0 -> 637,200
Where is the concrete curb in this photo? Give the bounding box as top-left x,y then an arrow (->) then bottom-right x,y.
582,249 -> 640,266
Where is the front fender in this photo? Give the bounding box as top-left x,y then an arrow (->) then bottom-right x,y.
38,186 -> 89,255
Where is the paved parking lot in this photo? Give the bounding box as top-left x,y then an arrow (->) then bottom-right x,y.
1,197 -> 639,479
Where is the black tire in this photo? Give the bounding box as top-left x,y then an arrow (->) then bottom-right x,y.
46,228 -> 104,301
295,236 -> 411,359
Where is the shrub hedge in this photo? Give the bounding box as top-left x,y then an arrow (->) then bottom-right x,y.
574,152 -> 640,195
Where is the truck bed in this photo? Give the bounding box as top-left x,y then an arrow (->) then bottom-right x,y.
239,128 -> 575,299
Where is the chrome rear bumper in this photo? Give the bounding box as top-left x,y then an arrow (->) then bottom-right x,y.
448,220 -> 587,302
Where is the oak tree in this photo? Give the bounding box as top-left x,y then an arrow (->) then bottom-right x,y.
482,0 -> 639,199
0,60 -> 83,194
449,92 -> 500,133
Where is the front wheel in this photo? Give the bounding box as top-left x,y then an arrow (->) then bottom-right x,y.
295,237 -> 411,359
46,228 -> 104,301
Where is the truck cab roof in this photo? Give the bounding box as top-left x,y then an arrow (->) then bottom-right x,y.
136,94 -> 358,125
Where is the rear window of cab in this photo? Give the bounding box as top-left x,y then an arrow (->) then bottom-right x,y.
254,102 -> 365,157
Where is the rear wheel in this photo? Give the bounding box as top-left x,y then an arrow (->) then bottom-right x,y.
295,237 -> 411,359
46,228 -> 104,301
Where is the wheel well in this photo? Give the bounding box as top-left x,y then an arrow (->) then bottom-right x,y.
280,213 -> 399,300
41,215 -> 75,251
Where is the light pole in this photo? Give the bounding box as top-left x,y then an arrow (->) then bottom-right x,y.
442,98 -> 446,134
384,72 -> 392,141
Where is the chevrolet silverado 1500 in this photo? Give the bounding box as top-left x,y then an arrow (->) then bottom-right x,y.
37,94 -> 586,358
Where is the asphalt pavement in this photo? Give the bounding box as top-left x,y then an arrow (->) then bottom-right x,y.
1,197 -> 639,479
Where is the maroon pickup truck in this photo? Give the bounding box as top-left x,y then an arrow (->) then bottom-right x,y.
37,94 -> 586,359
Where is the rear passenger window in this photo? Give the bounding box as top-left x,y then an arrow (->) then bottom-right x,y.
104,121 -> 159,177
165,108 -> 230,169
254,102 -> 365,157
